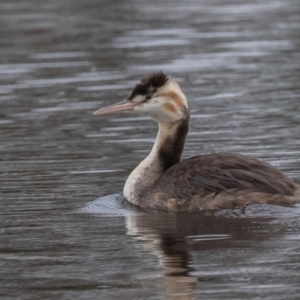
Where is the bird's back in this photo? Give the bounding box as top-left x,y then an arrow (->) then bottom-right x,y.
144,153 -> 300,211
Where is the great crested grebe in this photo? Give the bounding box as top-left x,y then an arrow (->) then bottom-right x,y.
94,72 -> 300,211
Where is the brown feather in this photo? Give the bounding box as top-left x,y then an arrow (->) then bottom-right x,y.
157,153 -> 296,196
143,153 -> 299,211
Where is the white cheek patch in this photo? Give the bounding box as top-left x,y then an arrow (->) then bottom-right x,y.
132,95 -> 145,103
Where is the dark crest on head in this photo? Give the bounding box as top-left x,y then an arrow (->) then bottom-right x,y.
128,71 -> 169,101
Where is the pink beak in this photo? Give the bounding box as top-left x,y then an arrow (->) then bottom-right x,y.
93,100 -> 137,115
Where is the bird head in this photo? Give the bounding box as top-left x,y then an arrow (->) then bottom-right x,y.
93,72 -> 189,123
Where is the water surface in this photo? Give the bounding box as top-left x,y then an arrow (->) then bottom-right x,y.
1,0 -> 300,299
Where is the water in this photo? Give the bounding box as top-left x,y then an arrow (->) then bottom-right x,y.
1,0 -> 300,299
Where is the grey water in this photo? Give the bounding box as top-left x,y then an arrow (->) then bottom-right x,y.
1,0 -> 300,299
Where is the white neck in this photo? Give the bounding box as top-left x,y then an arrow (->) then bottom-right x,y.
123,117 -> 189,205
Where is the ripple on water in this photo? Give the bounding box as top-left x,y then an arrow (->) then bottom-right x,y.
72,194 -> 141,217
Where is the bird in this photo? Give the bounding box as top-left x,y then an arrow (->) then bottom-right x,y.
93,72 -> 300,211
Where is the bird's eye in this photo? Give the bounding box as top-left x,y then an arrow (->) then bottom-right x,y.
145,94 -> 151,101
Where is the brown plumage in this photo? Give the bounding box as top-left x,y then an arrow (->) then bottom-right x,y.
147,152 -> 299,211
94,72 -> 300,211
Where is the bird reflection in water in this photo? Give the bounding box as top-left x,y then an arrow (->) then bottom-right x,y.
125,206 -> 281,299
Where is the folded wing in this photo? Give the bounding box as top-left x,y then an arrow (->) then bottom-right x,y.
156,153 -> 296,198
